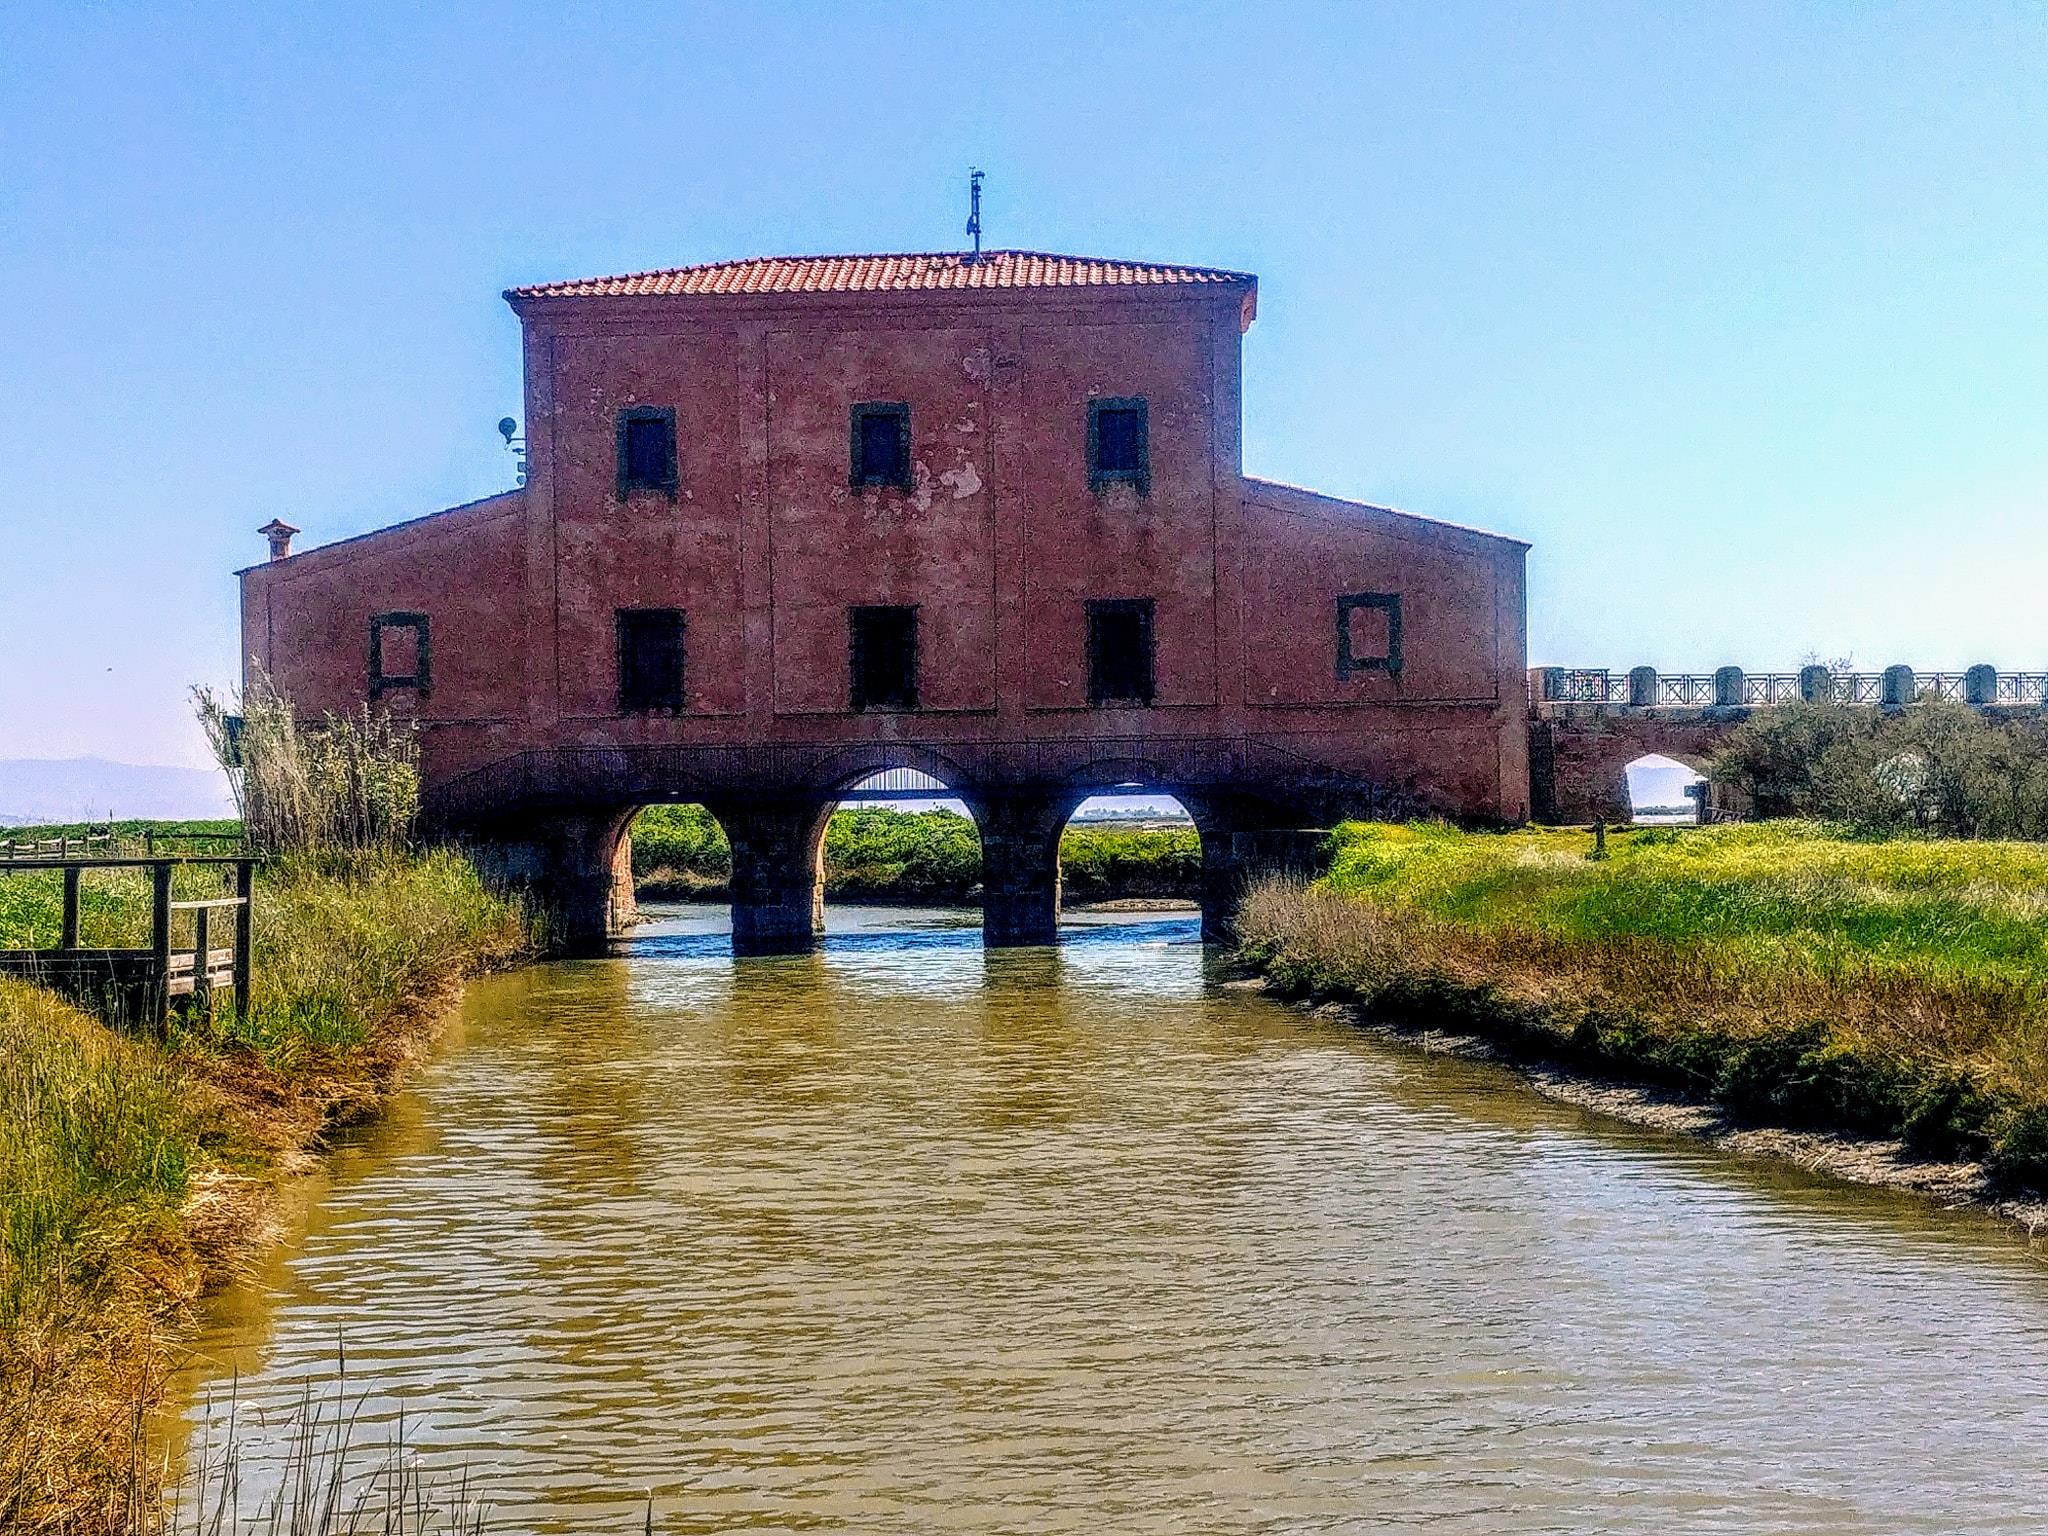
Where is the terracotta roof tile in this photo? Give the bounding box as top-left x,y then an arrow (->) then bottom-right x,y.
507,250 -> 1255,300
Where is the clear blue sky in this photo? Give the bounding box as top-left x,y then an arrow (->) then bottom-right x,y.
3,1 -> 2043,769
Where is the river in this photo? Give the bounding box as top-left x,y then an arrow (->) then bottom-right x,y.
178,903 -> 2048,1534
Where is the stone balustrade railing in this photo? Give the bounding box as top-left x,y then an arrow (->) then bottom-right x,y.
1531,665 -> 2048,711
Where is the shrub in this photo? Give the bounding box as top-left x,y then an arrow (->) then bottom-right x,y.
1711,701 -> 2048,838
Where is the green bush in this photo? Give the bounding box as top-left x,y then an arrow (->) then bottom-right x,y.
826,807 -> 982,903
629,803 -> 731,881
1711,700 -> 2048,837
1059,822 -> 1201,901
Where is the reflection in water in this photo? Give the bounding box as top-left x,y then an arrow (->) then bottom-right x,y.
179,904 -> 2048,1535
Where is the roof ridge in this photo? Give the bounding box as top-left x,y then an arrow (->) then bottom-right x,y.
505,250 -> 1256,301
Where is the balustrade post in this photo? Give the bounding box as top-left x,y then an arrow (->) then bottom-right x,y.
1628,666 -> 1658,707
1964,664 -> 1998,707
1798,664 -> 1834,703
1712,666 -> 1745,709
1881,665 -> 1916,709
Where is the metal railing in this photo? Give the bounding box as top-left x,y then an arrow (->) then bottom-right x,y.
1537,666 -> 2048,711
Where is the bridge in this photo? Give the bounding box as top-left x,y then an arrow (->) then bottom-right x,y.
428,735 -> 1417,953
1529,663 -> 2047,824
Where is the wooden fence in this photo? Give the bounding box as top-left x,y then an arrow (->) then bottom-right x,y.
0,855 -> 255,1030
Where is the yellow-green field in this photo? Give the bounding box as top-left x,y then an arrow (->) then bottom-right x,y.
1239,822 -> 2048,1186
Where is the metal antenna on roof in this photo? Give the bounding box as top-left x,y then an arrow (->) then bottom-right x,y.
965,168 -> 984,262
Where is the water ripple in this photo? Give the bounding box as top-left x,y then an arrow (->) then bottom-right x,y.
180,906 -> 2048,1534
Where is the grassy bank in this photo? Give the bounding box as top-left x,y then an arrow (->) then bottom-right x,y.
631,804 -> 1200,905
0,849 -> 530,1535
1238,822 -> 2048,1190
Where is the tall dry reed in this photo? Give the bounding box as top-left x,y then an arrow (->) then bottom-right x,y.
194,673 -> 418,858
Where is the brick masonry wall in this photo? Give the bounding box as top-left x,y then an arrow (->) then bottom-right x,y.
239,275 -> 1531,824
1529,710 -> 1740,824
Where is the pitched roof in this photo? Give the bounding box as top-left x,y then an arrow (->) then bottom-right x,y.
506,250 -> 1255,301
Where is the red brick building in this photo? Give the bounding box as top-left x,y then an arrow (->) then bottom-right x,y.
240,251 -> 1528,951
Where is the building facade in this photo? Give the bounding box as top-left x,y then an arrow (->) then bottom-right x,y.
240,251 -> 1529,950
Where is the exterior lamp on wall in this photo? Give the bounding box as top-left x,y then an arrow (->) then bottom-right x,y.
498,416 -> 528,487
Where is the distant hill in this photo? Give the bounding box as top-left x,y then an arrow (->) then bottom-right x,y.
0,757 -> 235,825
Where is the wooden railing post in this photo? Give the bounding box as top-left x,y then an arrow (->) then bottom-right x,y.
193,903 -> 212,1019
149,861 -> 173,1031
60,865 -> 81,950
233,859 -> 254,1022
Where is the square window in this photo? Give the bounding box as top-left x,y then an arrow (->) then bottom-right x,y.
617,407 -> 677,496
369,612 -> 429,700
1336,593 -> 1402,678
1088,397 -> 1149,492
1086,598 -> 1155,705
850,403 -> 911,489
617,608 -> 685,713
849,605 -> 919,711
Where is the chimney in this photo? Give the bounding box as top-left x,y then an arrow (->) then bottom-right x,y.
258,519 -> 299,562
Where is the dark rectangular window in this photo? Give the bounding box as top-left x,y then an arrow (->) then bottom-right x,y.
616,608 -> 685,713
1336,592 -> 1402,678
617,407 -> 677,496
850,402 -> 911,489
369,612 -> 429,700
1088,397 -> 1149,492
850,605 -> 919,711
1086,598 -> 1155,706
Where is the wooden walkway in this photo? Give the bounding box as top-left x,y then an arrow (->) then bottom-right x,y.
0,854 -> 255,1030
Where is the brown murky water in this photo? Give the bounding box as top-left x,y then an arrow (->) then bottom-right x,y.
181,905 -> 2048,1534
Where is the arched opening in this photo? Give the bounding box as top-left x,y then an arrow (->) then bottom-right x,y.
1624,754 -> 1707,824
1052,787 -> 1204,948
816,769 -> 983,936
618,800 -> 741,954
628,802 -> 732,904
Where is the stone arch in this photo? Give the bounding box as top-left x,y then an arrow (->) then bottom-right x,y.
1530,716 -> 1743,825
1049,769 -> 1323,946
1057,781 -> 1205,919
1622,752 -> 1709,822
804,748 -> 986,930
460,802 -> 643,956
802,742 -> 988,807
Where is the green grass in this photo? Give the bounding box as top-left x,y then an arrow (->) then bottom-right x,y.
0,849 -> 531,1534
629,803 -> 1200,904
0,979 -> 196,1332
1240,821 -> 2048,1189
1324,821 -> 2048,985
